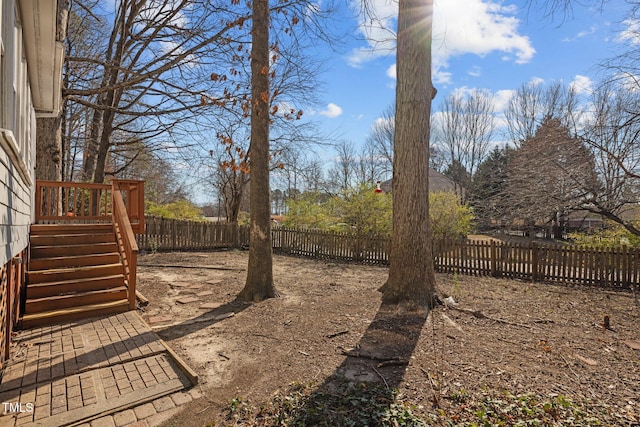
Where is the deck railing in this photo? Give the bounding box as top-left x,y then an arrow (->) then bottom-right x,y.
35,180 -> 113,222
34,180 -> 145,310
112,179 -> 145,234
35,180 -> 145,232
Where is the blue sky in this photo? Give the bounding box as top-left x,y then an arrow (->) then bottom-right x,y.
303,0 -> 632,149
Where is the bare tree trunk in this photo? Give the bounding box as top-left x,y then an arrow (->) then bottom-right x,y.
93,117 -> 114,183
36,117 -> 63,181
226,186 -> 243,224
381,0 -> 437,312
82,107 -> 103,181
238,0 -> 276,302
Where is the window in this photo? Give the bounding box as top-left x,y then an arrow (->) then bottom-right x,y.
0,0 -> 34,187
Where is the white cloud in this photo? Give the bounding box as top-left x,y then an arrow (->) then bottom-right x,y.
346,0 -> 397,67
569,75 -> 593,94
493,89 -> 515,112
563,25 -> 598,42
386,64 -> 396,80
433,0 -> 535,65
275,101 -> 296,117
141,0 -> 188,28
319,103 -> 343,118
468,66 -> 482,77
491,89 -> 516,129
158,40 -> 198,67
373,115 -> 393,130
577,26 -> 598,38
617,19 -> 640,45
348,0 -> 535,82
383,60 -> 451,85
305,1 -> 322,19
434,69 -> 453,85
615,72 -> 640,92
529,76 -> 545,86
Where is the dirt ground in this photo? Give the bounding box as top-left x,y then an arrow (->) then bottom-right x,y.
135,249 -> 640,426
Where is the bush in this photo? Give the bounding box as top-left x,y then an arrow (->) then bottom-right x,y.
284,187 -> 473,239
429,191 -> 474,241
146,199 -> 204,221
284,192 -> 339,230
568,221 -> 640,248
333,185 -> 393,235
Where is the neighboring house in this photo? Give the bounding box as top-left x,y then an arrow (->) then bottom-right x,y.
0,0 -> 64,367
380,168 -> 458,194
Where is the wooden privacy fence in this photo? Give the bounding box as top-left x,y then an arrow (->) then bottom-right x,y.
272,227 -> 390,263
432,239 -> 639,290
136,218 -> 639,289
138,216 -> 248,251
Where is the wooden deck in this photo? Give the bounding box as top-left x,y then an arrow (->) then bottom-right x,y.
21,180 -> 145,327
0,311 -> 197,426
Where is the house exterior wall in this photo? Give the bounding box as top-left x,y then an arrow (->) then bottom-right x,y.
1,0 -> 37,267
1,0 -> 49,369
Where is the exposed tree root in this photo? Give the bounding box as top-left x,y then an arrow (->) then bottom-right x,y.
339,347 -> 409,366
138,263 -> 244,271
445,305 -> 533,329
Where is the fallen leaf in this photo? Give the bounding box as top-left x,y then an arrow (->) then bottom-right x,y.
623,340 -> 640,351
176,297 -> 199,304
441,313 -> 463,333
575,354 -> 598,366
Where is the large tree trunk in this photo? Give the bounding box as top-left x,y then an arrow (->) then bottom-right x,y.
381,0 -> 437,312
35,117 -> 63,181
93,121 -> 113,184
238,0 -> 276,302
82,107 -> 103,181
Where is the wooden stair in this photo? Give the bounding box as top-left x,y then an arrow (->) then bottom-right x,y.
23,223 -> 130,327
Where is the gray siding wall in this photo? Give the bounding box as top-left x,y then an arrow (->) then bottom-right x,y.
1,0 -> 36,265
0,139 -> 32,265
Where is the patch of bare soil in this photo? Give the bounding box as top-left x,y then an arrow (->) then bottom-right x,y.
136,250 -> 640,426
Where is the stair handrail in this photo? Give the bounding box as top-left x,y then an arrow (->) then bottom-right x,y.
111,179 -> 145,233
112,189 -> 138,310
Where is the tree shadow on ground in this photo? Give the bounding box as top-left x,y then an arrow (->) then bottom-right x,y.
241,303 -> 434,426
152,297 -> 251,340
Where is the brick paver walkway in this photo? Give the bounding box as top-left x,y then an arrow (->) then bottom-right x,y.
0,312 -> 197,427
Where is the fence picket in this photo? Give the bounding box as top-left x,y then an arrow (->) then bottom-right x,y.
136,217 -> 634,289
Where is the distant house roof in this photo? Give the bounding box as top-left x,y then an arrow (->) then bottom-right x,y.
380,169 -> 457,193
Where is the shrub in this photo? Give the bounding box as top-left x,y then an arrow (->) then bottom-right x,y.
284,186 -> 473,239
568,220 -> 640,248
284,192 -> 339,230
429,191 -> 474,241
146,199 -> 204,221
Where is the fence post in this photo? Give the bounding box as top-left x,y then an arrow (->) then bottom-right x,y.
531,242 -> 538,283
622,245 -> 628,289
490,240 -> 497,277
232,223 -> 240,248
171,219 -> 177,250
354,234 -> 362,262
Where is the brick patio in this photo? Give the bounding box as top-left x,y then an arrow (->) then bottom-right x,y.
0,311 -> 197,426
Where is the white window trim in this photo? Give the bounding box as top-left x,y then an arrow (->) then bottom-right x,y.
0,128 -> 32,187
